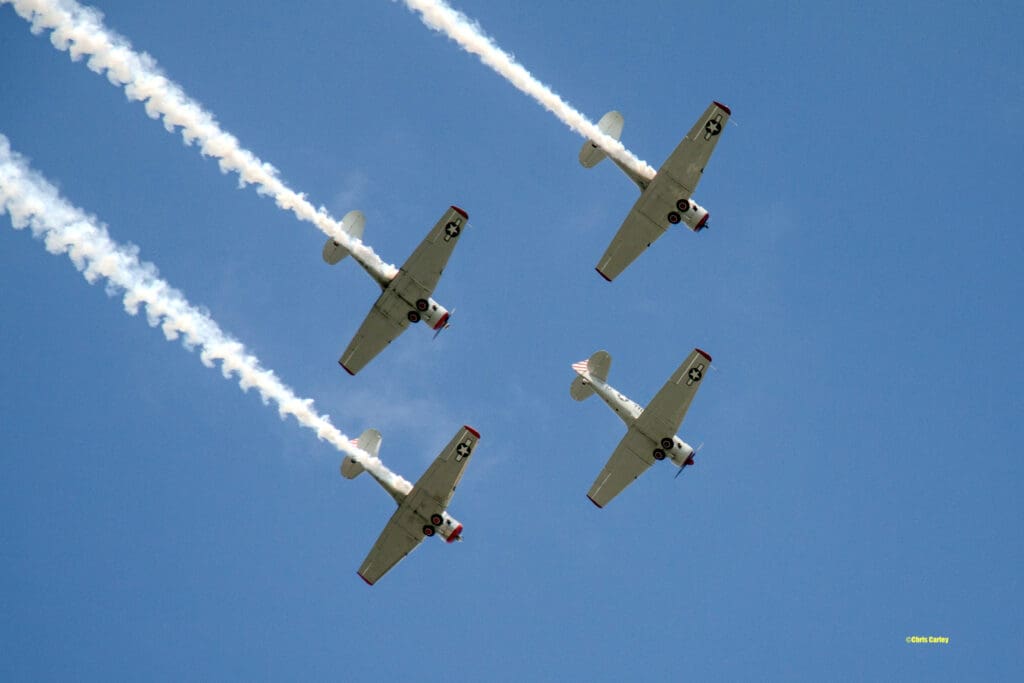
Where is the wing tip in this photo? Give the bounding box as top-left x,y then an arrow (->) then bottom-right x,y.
594,267 -> 612,282
695,348 -> 712,363
713,101 -> 731,115
586,494 -> 604,509
463,425 -> 481,438
450,205 -> 468,219
339,360 -> 356,376
357,571 -> 375,586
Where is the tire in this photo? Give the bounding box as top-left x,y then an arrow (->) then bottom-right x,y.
661,438 -> 674,450
653,449 -> 666,461
416,298 -> 429,312
422,525 -> 435,537
667,212 -> 681,224
407,310 -> 421,323
676,199 -> 690,212
430,514 -> 444,526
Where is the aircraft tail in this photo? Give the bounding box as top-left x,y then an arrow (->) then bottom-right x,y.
570,350 -> 612,401
322,210 -> 366,265
341,428 -> 382,479
578,111 -> 625,169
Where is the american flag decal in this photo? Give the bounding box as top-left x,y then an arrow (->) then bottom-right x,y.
571,360 -> 589,374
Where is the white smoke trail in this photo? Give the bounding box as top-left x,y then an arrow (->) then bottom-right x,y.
1,0 -> 399,278
0,134 -> 413,494
400,0 -> 657,180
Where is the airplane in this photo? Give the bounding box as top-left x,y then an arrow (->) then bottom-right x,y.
322,205 -> 469,374
342,425 -> 480,585
570,348 -> 711,507
578,101 -> 731,281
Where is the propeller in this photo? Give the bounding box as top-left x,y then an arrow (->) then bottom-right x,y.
432,308 -> 455,340
675,442 -> 704,479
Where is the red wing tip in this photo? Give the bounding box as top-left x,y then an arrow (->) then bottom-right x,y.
446,524 -> 463,543
695,348 -> 712,362
450,205 -> 468,219
586,494 -> 604,509
594,267 -> 612,282
338,361 -> 356,376
696,212 -> 710,229
463,425 -> 481,438
432,312 -> 450,331
357,572 -> 375,586
713,101 -> 731,115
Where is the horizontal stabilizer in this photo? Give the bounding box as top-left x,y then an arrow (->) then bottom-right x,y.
341,428 -> 381,479
584,350 -> 611,383
570,350 -> 612,400
578,111 -> 624,168
322,210 -> 366,264
570,375 -> 595,401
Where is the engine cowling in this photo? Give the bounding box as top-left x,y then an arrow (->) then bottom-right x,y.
674,198 -> 710,232
414,297 -> 450,331
666,438 -> 697,469
427,512 -> 463,543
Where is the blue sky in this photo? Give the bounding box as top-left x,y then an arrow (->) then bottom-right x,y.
2,0 -> 1022,679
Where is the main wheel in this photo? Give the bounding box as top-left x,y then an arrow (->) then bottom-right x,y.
407,310 -> 421,323
422,525 -> 435,537
416,298 -> 429,312
676,199 -> 690,212
661,438 -> 674,450
667,212 -> 681,224
430,513 -> 444,526
653,449 -> 666,461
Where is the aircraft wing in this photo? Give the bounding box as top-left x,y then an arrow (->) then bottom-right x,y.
634,348 -> 711,441
407,426 -> 480,512
393,206 -> 468,298
658,101 -> 731,198
357,505 -> 425,585
587,427 -> 656,508
594,206 -> 668,281
338,288 -> 413,375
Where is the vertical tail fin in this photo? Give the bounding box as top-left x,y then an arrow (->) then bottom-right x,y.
322,210 -> 366,265
570,350 -> 612,401
340,428 -> 381,479
578,111 -> 625,168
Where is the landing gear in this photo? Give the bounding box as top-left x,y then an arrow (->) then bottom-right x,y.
653,449 -> 666,461
430,513 -> 444,526
407,310 -> 421,323
676,199 -> 690,212
660,438 -> 674,450
416,299 -> 429,312
422,525 -> 435,537
667,212 -> 681,224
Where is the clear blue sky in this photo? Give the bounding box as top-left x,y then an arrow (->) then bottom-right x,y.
2,1 -> 1022,680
